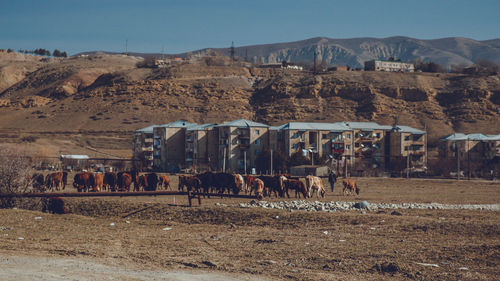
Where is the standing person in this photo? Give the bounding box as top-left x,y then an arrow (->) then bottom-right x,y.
328,171 -> 337,192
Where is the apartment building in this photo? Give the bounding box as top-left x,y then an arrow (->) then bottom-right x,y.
133,119 -> 427,175
185,123 -> 218,171
388,125 -> 427,172
152,120 -> 197,172
440,133 -> 500,161
132,125 -> 156,169
215,119 -> 270,173
364,58 -> 415,72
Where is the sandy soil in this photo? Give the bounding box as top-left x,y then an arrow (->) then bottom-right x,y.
0,177 -> 499,280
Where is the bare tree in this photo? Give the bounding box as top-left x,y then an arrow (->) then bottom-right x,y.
0,148 -> 33,208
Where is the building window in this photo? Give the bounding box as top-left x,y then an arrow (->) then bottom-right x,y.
346,145 -> 351,150
292,143 -> 298,149
322,133 -> 329,139
255,149 -> 259,156
254,139 -> 261,145
346,133 -> 351,139
255,130 -> 260,135
355,133 -> 359,138
322,144 -> 326,150
404,146 -> 409,151
355,143 -> 360,148
292,132 -> 299,139
404,136 -> 410,141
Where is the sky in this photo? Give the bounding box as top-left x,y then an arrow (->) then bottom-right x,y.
1,0 -> 499,55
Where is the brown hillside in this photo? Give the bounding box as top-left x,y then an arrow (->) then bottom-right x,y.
0,54 -> 499,158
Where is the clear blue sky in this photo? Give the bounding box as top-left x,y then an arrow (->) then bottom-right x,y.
1,0 -> 498,55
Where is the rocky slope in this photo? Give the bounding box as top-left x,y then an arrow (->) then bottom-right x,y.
185,36 -> 500,69
0,53 -> 499,157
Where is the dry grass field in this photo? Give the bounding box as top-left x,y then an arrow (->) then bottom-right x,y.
0,177 -> 499,280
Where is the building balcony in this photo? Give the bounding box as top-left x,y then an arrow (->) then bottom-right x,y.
142,146 -> 153,152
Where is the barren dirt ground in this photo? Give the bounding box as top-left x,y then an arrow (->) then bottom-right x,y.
0,177 -> 499,280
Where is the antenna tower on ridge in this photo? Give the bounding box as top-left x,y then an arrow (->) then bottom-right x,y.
230,41 -> 235,61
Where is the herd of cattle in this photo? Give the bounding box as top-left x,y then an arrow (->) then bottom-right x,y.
29,171 -> 360,199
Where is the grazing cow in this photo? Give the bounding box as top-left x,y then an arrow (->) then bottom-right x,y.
136,175 -> 147,192
117,172 -> 133,192
158,175 -> 170,190
306,175 -> 326,198
252,178 -> 265,199
283,179 -> 308,199
93,173 -> 104,192
196,172 -> 214,193
244,175 -> 256,194
210,172 -> 238,194
178,175 -> 202,192
234,174 -> 246,194
144,173 -> 159,191
62,172 -> 68,189
260,175 -> 284,197
45,172 -> 64,191
103,172 -> 117,191
31,173 -> 46,192
342,179 -> 360,195
130,170 -> 140,191
73,172 -> 95,192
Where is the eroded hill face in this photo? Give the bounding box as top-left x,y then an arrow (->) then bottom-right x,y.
0,54 -> 499,157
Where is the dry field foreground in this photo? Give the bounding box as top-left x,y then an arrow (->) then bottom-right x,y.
0,177 -> 499,280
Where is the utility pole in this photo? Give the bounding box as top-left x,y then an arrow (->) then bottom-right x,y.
345,156 -> 348,177
406,153 -> 410,178
270,149 -> 273,175
125,39 -> 128,56
467,139 -> 471,180
230,41 -> 235,61
244,150 -> 247,175
223,146 -> 226,173
457,142 -> 460,180
313,51 -> 317,74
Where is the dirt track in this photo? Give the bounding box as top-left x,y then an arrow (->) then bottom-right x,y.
0,177 -> 499,280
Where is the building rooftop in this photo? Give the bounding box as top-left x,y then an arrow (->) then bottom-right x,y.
391,125 -> 426,134
134,125 -> 158,133
216,119 -> 269,128
441,133 -> 500,141
340,121 -> 388,131
187,123 -> 218,131
272,122 -> 350,132
157,120 -> 198,128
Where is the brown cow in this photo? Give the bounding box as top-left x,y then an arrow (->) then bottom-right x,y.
158,175 -> 170,190
103,172 -> 117,191
283,179 -> 308,199
45,172 -> 64,191
94,173 -> 104,192
244,175 -> 256,194
117,172 -> 133,192
136,175 -> 147,192
234,174 -> 245,194
73,172 -> 95,192
251,179 -> 265,199
342,179 -> 360,195
178,175 -> 201,192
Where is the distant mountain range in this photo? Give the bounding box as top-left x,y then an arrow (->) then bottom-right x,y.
82,36 -> 500,69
